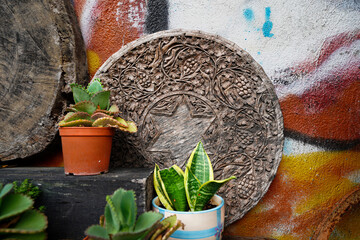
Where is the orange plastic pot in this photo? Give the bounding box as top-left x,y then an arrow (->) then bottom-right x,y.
59,127 -> 115,175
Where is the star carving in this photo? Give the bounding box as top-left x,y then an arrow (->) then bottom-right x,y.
147,98 -> 215,168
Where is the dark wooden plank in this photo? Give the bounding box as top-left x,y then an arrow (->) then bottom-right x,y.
0,167 -> 153,240
0,0 -> 88,161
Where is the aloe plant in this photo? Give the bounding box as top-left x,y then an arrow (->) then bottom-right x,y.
58,78 -> 137,133
85,188 -> 183,240
0,183 -> 48,240
154,141 -> 236,212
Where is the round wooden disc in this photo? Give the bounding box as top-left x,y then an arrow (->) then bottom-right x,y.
94,30 -> 284,225
0,0 -> 88,161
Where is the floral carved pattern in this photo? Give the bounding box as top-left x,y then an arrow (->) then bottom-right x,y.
94,30 -> 284,226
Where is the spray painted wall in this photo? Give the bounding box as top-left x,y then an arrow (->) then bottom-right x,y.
73,0 -> 360,239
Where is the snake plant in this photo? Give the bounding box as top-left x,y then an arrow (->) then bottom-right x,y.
85,188 -> 183,240
58,78 -> 137,133
0,183 -> 48,240
154,141 -> 236,212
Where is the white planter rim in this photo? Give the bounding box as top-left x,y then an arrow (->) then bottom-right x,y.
152,194 -> 224,214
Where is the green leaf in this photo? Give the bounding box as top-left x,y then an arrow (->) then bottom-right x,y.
110,212 -> 162,240
0,194 -> 33,221
153,165 -> 174,210
64,112 -> 90,122
133,212 -> 163,232
71,83 -> 91,103
193,176 -> 236,211
91,91 -> 110,110
72,101 -> 97,114
87,78 -> 103,95
186,141 -> 213,184
0,183 -> 13,199
111,189 -> 137,231
1,232 -> 47,240
158,166 -> 188,211
111,231 -> 149,240
184,167 -> 201,211
104,196 -> 120,234
108,105 -> 120,114
85,225 -> 110,240
58,119 -> 93,127
118,121 -> 137,133
0,209 -> 48,233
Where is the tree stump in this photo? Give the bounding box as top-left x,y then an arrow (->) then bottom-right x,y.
0,0 -> 88,161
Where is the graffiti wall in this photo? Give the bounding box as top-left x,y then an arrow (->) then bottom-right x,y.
73,0 -> 360,239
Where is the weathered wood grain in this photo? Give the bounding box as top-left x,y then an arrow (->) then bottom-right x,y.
0,0 -> 88,161
0,167 -> 153,240
94,29 -> 284,226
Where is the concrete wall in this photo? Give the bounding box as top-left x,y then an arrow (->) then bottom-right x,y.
72,0 -> 360,239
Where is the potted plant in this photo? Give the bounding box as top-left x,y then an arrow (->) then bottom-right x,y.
152,141 -> 236,240
84,188 -> 184,240
58,78 -> 137,175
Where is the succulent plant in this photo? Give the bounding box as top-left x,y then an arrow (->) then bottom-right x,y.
85,188 -> 183,240
0,183 -> 48,240
58,78 -> 137,133
154,141 -> 236,212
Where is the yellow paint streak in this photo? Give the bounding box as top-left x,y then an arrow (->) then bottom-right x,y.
273,234 -> 298,240
281,151 -> 360,182
87,50 -> 101,76
280,151 -> 360,215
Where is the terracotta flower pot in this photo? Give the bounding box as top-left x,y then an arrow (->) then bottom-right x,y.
152,195 -> 225,240
59,127 -> 115,175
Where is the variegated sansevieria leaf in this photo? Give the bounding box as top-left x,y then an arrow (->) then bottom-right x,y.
193,176 -> 236,211
153,164 -> 174,210
158,165 -> 188,211
184,167 -> 201,211
186,141 -> 214,184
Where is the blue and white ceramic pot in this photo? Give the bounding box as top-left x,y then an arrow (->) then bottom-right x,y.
152,195 -> 225,240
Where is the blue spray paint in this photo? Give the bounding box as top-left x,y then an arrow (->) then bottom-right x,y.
262,7 -> 274,37
243,8 -> 254,21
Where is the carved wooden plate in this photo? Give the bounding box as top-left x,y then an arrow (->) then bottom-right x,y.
94,30 -> 284,225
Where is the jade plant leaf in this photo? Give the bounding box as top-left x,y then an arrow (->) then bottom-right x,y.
91,112 -> 110,121
91,91 -> 110,110
104,196 -> 120,234
72,101 -> 97,114
120,121 -> 138,133
58,119 -> 93,127
71,83 -> 91,103
0,209 -> 48,234
87,78 -> 103,95
0,193 -> 33,221
0,183 -> 13,199
108,105 -> 120,114
150,215 -> 183,240
86,225 -> 110,240
193,177 -> 236,211
93,117 -> 121,128
111,189 -> 137,231
133,211 -> 163,233
115,117 -> 129,128
186,141 -> 213,184
64,112 -> 90,122
158,166 -> 188,211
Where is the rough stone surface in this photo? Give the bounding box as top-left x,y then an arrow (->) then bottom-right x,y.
94,29 -> 284,226
0,167 -> 153,240
0,0 -> 88,161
